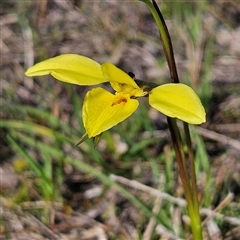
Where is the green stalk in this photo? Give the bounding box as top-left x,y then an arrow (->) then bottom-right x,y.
167,118 -> 191,201
168,119 -> 202,238
140,0 -> 179,83
184,122 -> 202,232
140,0 -> 203,238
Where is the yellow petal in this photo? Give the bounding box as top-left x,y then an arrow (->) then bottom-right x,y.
149,83 -> 206,124
25,54 -> 107,85
101,62 -> 139,89
82,87 -> 139,137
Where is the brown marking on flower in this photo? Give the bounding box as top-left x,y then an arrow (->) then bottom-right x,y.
111,97 -> 127,106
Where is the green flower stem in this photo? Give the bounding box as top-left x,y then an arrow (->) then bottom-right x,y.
167,118 -> 192,198
140,0 -> 179,83
184,122 -> 202,229
168,118 -> 202,239
140,0 -> 203,238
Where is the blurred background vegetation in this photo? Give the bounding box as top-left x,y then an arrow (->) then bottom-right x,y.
1,0 -> 240,239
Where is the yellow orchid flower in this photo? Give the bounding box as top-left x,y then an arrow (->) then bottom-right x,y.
25,54 -> 206,144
